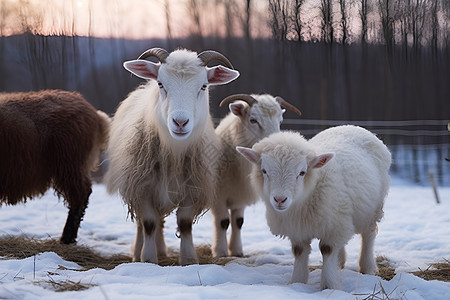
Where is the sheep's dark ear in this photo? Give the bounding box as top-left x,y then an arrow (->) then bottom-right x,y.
310,153 -> 334,169
236,146 -> 260,164
123,60 -> 159,80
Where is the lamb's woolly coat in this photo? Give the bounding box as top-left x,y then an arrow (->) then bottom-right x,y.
0,90 -> 109,244
241,125 -> 391,289
256,127 -> 390,241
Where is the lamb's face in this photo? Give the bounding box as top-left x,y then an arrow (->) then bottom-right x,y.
259,152 -> 308,212
236,135 -> 334,213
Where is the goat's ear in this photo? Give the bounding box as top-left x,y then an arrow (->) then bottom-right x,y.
206,66 -> 240,85
309,153 -> 334,169
236,146 -> 260,164
123,60 -> 159,80
229,102 -> 248,117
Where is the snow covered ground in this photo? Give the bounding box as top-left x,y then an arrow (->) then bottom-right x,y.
1,176 -> 449,299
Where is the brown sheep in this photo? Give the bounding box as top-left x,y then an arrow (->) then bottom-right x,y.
0,90 -> 110,244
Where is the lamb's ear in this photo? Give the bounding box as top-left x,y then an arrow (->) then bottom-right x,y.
309,153 -> 334,168
207,65 -> 240,85
123,60 -> 160,80
229,102 -> 248,117
236,146 -> 260,164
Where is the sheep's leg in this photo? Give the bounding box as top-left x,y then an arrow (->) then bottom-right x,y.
229,207 -> 244,256
155,218 -> 167,257
176,205 -> 198,265
338,246 -> 346,269
60,178 -> 91,244
212,201 -> 230,257
131,223 -> 144,262
289,240 -> 311,284
319,242 -> 342,290
359,226 -> 378,274
138,201 -> 159,263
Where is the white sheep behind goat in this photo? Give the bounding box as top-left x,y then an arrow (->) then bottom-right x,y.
236,125 -> 391,290
212,93 -> 301,257
104,48 -> 239,265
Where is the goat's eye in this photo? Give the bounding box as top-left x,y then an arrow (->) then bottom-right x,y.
298,171 -> 306,177
250,118 -> 258,124
158,82 -> 164,89
262,168 -> 267,174
201,84 -> 207,91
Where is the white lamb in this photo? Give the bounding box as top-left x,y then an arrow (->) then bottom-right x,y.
212,93 -> 301,257
104,48 -> 239,265
236,125 -> 391,290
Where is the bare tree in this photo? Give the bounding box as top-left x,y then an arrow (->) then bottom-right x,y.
338,0 -> 350,44
269,0 -> 289,40
430,0 -> 439,55
164,0 -> 173,40
359,0 -> 369,44
319,0 -> 334,44
377,0 -> 400,53
291,0 -> 305,42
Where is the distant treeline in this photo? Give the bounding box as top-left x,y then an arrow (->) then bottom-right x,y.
0,33 -> 448,122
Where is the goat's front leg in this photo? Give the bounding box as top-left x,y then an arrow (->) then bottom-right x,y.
132,222 -> 144,262
155,218 -> 167,258
211,200 -> 230,257
137,201 -> 159,263
176,204 -> 198,265
289,240 -> 311,284
229,207 -> 244,256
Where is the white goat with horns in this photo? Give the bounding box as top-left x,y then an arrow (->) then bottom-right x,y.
105,48 -> 239,265
212,93 -> 302,257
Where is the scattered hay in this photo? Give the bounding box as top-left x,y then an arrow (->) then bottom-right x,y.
414,259 -> 450,282
376,256 -> 396,281
158,244 -> 234,266
35,276 -> 96,292
0,236 -> 233,270
1,236 -> 448,284
0,236 -> 130,270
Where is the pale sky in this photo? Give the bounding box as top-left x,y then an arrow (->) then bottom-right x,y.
0,0 -> 270,39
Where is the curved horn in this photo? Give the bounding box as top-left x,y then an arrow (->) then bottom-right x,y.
219,94 -> 257,108
137,47 -> 170,63
198,50 -> 234,69
276,96 -> 302,116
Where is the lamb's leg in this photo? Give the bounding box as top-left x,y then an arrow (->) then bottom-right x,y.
359,225 -> 378,274
319,242 -> 342,290
289,240 -> 311,284
131,223 -> 144,262
155,218 -> 167,257
212,200 -> 230,257
176,205 -> 198,265
60,177 -> 91,244
229,207 -> 244,256
139,201 -> 159,263
339,246 -> 346,269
